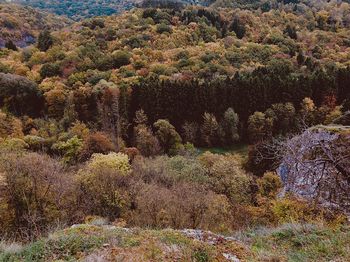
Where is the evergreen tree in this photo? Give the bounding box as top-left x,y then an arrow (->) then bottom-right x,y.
37,30 -> 53,51
201,112 -> 219,147
219,108 -> 240,145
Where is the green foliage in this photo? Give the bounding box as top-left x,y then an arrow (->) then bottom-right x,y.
230,17 -> 246,39
112,50 -> 131,68
1,2 -> 350,249
40,63 -> 61,78
247,112 -> 273,143
219,108 -> 240,145
52,136 -> 83,164
257,172 -> 282,198
87,152 -> 131,176
37,30 -> 53,52
192,248 -> 209,262
0,73 -> 44,116
201,113 -> 219,147
156,23 -> 172,34
154,119 -> 183,155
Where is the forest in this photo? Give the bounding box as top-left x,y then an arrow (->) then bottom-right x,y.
0,0 -> 350,261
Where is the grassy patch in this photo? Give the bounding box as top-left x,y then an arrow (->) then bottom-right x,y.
246,223 -> 350,261
159,230 -> 191,246
198,144 -> 248,155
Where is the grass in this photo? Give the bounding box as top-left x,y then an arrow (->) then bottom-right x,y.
2,223 -> 349,261
241,223 -> 350,261
198,143 -> 249,157
0,225 -> 247,261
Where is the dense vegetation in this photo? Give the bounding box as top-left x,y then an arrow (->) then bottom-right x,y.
0,1 -> 349,260
9,0 -> 214,20
10,0 -> 136,20
0,4 -> 71,48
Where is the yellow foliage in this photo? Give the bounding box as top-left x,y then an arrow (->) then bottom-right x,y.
87,152 -> 131,176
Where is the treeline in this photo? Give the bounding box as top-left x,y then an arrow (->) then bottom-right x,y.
129,64 -> 350,136
1,62 -> 349,149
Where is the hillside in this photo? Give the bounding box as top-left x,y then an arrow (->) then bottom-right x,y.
9,0 -> 138,20
8,0 -> 214,20
0,1 -> 349,260
0,3 -> 71,48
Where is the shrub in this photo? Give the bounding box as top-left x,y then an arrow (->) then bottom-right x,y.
87,152 -> 131,176
40,63 -> 61,79
77,153 -> 131,219
79,132 -> 115,161
156,23 -> 172,34
52,136 -> 83,164
0,152 -> 72,238
112,51 -> 131,68
257,172 -> 283,199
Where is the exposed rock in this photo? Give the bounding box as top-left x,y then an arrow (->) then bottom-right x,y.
278,125 -> 350,214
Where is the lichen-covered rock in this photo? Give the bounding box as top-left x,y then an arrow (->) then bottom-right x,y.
278,125 -> 350,214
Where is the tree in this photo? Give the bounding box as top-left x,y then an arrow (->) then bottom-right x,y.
267,103 -> 296,135
154,119 -> 183,155
134,109 -> 148,126
299,97 -> 316,126
52,136 -> 83,164
219,108 -> 240,145
201,112 -> 218,147
95,81 -> 120,150
297,50 -> 305,65
230,17 -> 246,39
37,30 -> 53,52
40,63 -> 61,78
5,40 -> 17,51
134,125 -> 161,157
0,73 -> 44,116
283,24 -> 297,39
133,110 -> 161,156
247,112 -> 273,144
112,50 -> 131,68
182,121 -> 199,144
44,86 -> 67,119
201,152 -> 253,204
79,132 -> 116,161
156,23 -> 172,34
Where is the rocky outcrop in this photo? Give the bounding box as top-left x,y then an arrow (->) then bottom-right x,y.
278,125 -> 350,214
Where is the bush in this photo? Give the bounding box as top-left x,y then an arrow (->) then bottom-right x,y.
52,136 -> 83,164
257,172 -> 283,199
77,153 -> 131,219
156,23 -> 172,34
0,152 -> 73,238
40,63 -> 61,79
112,51 -> 131,68
79,132 -> 115,161
87,152 -> 131,176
